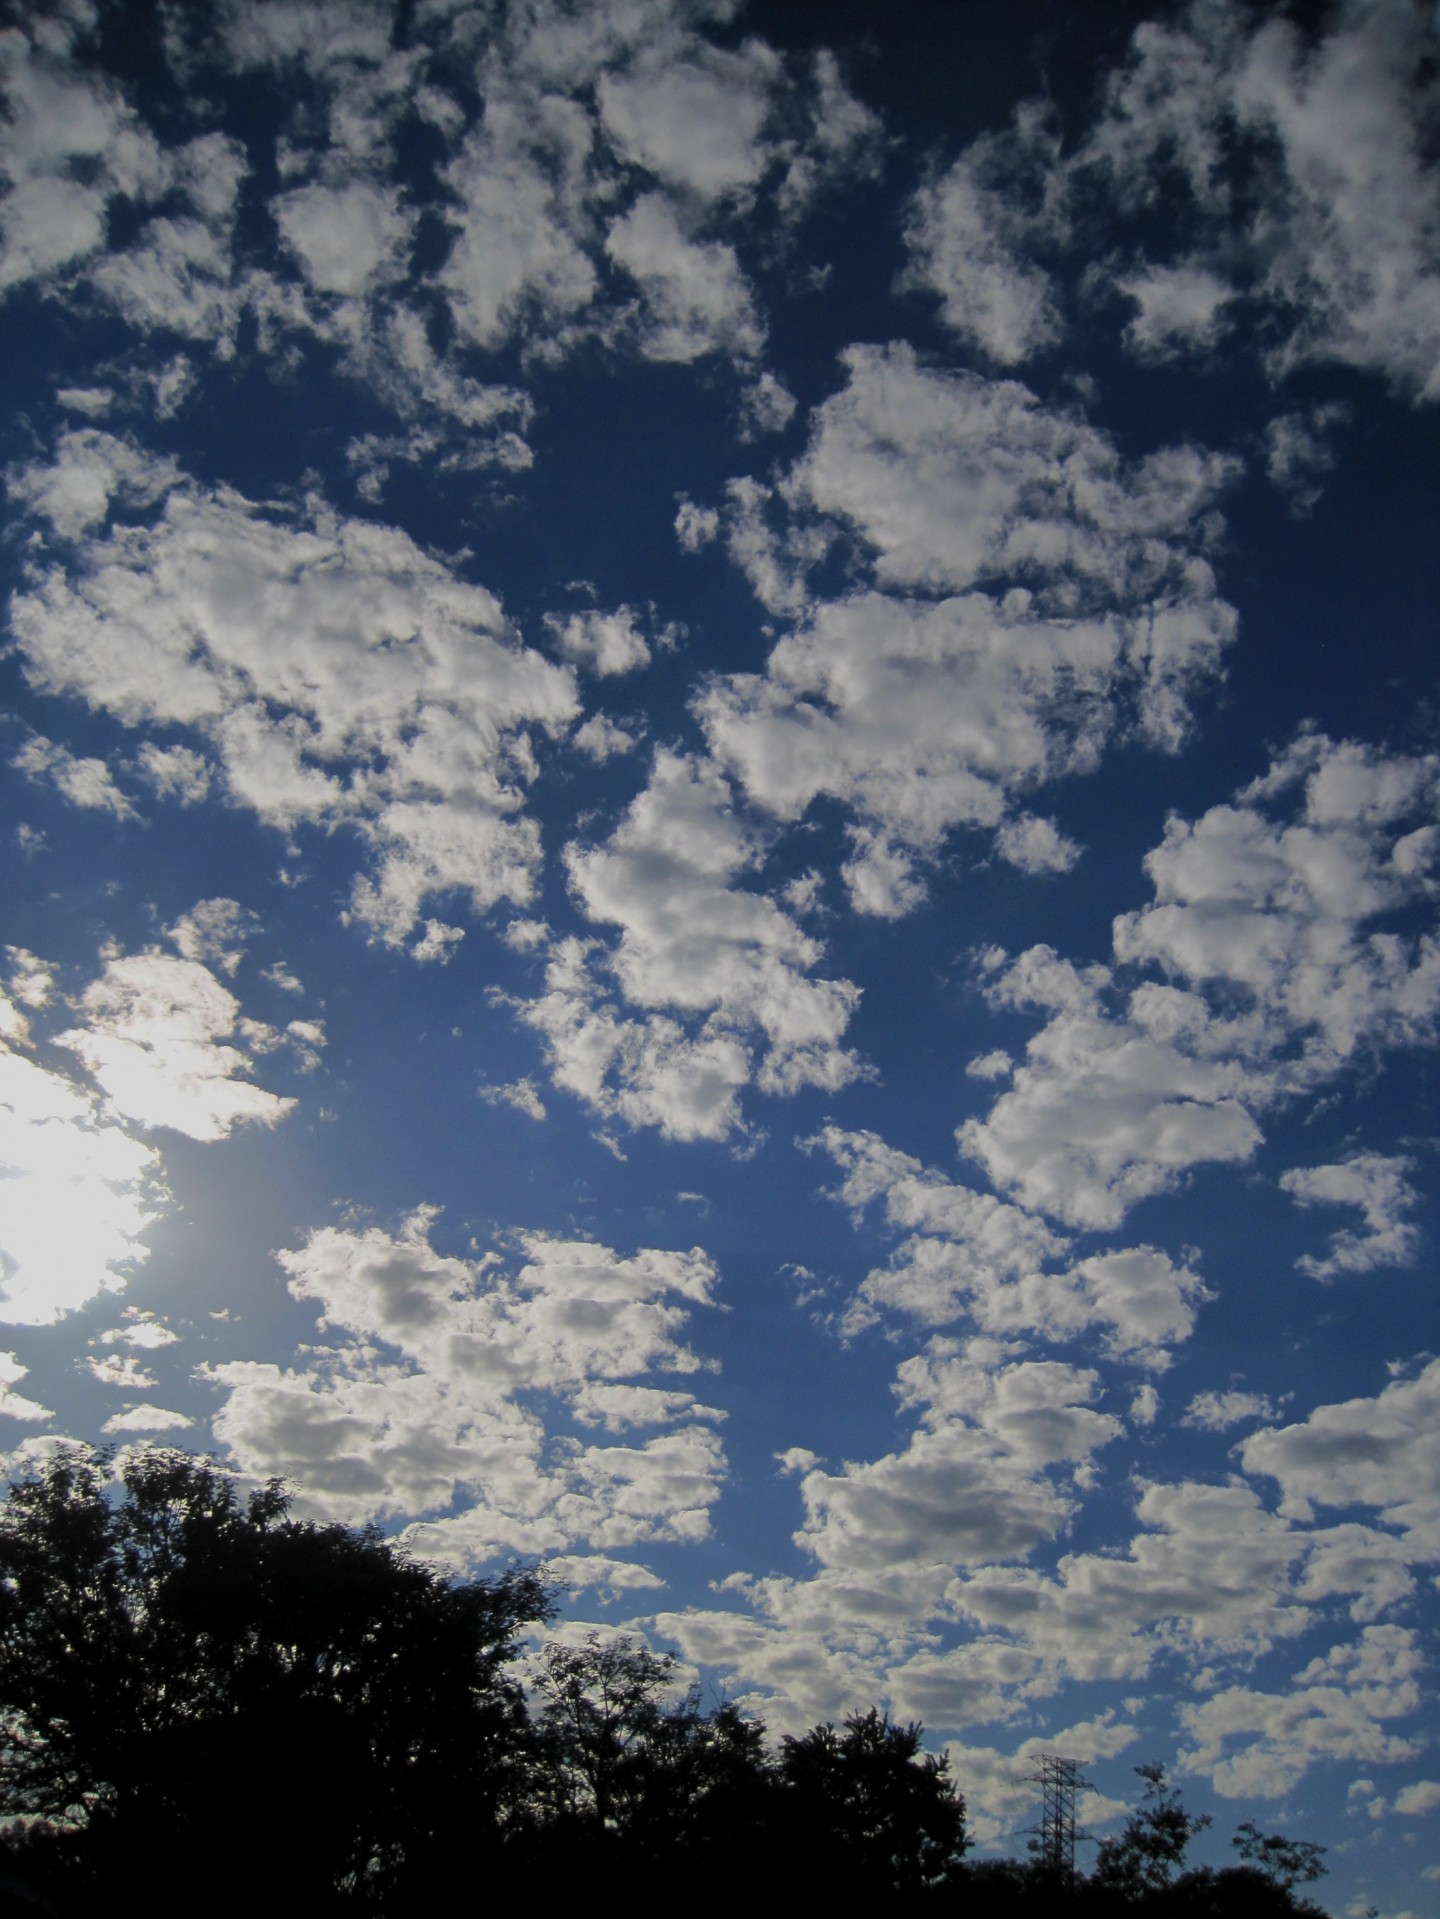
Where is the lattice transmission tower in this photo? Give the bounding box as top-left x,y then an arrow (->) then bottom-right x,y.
1023,1753 -> 1092,1875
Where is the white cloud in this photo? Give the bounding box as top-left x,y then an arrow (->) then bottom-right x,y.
207,1211 -> 727,1562
438,94 -> 599,350
9,467 -> 579,947
697,346 -> 1238,906
738,371 -> 796,440
56,948 -> 296,1142
901,2 -> 1440,400
572,714 -> 637,762
1179,1626 -> 1424,1799
84,1352 -> 157,1389
545,605 -> 652,677
138,742 -> 211,804
1281,1153 -> 1419,1279
273,178 -> 413,296
1242,1358 -> 1440,1553
6,428 -> 178,538
411,920 -> 465,964
1265,404 -> 1347,513
903,109 -> 1064,365
11,734 -> 136,819
102,1403 -> 194,1434
0,13 -> 168,296
1394,1780 -> 1440,1816
1113,734 -> 1440,1065
0,1353 -> 53,1423
1118,260 -> 1234,358
953,737 -> 1440,1235
674,496 -> 719,551
839,826 -> 927,920
597,40 -> 778,203
952,1477 -> 1312,1680
939,1716 -> 1138,1848
812,1125 -> 1208,1362
605,192 -> 763,364
995,814 -> 1081,875
540,1553 -> 664,1598
1182,1389 -> 1281,1432
166,897 -> 255,976
479,1077 -> 547,1122
100,1315 -> 179,1350
1087,1 -> 1440,398
0,994 -> 161,1325
791,1348 -> 1118,1582
517,752 -> 864,1139
959,951 -> 1265,1230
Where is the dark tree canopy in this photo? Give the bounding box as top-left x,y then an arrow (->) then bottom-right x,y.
0,1449 -> 1332,1917
0,1446 -> 552,1913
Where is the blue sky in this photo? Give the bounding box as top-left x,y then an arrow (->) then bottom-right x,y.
1,0 -> 1438,1903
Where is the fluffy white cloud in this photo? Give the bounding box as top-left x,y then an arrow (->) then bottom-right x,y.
5,429 -> 178,539
1091,0 -> 1440,397
903,108 -> 1063,364
100,1314 -> 179,1351
1114,735 -> 1440,1063
517,751 -> 863,1139
1117,260 -> 1234,358
900,1 -> 1440,400
791,1348 -> 1118,1582
166,898 -> 255,977
605,192 -> 763,363
84,1352 -> 158,1389
939,1716 -> 1138,1848
102,1403 -> 193,1434
56,949 -> 296,1142
207,1211 -> 727,1563
1182,1390 -> 1281,1432
11,734 -> 136,819
696,345 -> 1237,904
953,736 -> 1440,1233
0,990 -> 161,1325
813,1126 -> 1208,1362
1264,404 -> 1347,513
0,1353 -> 53,1423
1179,1626 -> 1425,1798
1242,1359 -> 1440,1555
597,39 -> 778,203
421,2 -> 872,371
0,12 -> 167,295
1280,1153 -> 1419,1279
273,178 -> 413,296
959,949 -> 1265,1230
439,93 -> 599,350
545,605 -> 653,677
952,1477 -> 1312,1680
9,466 -> 579,947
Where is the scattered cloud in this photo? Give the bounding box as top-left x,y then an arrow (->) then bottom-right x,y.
1281,1153 -> 1420,1279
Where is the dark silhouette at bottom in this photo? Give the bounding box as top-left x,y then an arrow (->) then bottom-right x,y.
0,1450 -> 1328,1916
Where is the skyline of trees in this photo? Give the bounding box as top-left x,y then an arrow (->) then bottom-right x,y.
0,1448 -> 1328,1915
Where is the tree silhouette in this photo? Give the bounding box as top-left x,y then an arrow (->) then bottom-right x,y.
779,1707 -> 969,1894
0,1447 -> 552,1913
1092,1763 -> 1212,1898
522,1632 -> 777,1887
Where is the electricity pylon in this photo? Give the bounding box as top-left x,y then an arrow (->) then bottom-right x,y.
1024,1753 -> 1092,1875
